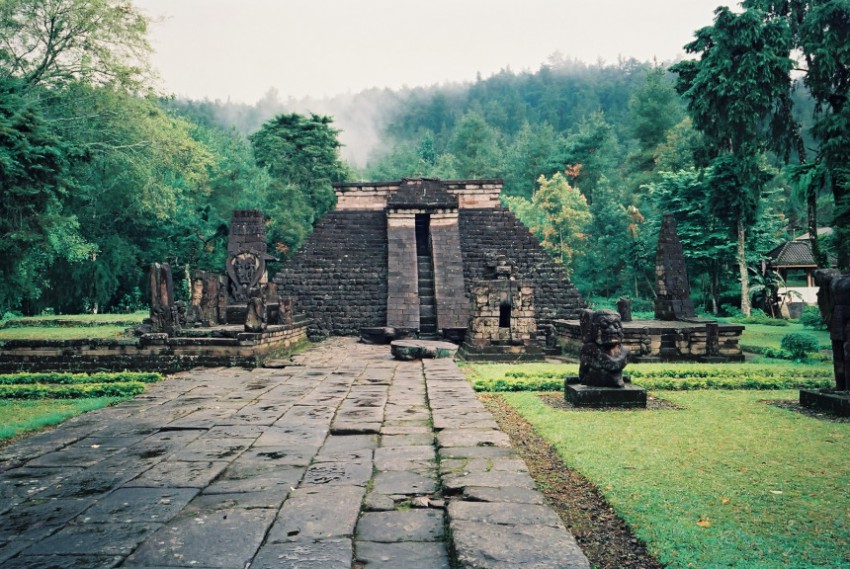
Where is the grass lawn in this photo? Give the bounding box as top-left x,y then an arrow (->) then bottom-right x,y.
501,390 -> 850,568
1,311 -> 147,326
0,397 -> 126,442
739,321 -> 831,353
0,325 -> 133,340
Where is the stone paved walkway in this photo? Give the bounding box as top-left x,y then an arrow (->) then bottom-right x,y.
0,338 -> 589,568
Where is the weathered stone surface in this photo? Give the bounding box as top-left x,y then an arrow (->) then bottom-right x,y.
461,486 -> 546,505
355,540 -> 450,569
371,470 -> 437,495
251,539 -> 352,569
21,522 -> 160,556
301,460 -> 372,487
565,383 -> 647,408
578,309 -> 630,389
1,554 -> 123,569
356,509 -> 444,543
436,428 -> 512,449
391,339 -> 459,360
78,487 -> 198,523
655,214 -> 696,320
126,460 -> 229,488
451,521 -> 590,569
268,485 -> 365,542
448,502 -> 564,529
125,507 -> 275,567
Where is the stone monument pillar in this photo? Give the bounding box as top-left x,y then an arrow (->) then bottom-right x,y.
149,262 -> 180,335
225,210 -> 278,324
655,214 -> 696,320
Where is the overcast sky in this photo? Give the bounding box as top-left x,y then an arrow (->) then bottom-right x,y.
134,0 -> 734,104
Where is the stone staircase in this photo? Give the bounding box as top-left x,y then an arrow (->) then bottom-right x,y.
416,215 -> 439,339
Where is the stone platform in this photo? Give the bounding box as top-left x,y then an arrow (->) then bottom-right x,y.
800,389 -> 850,417
0,338 -> 589,568
554,318 -> 745,362
390,339 -> 459,360
0,320 -> 309,373
564,380 -> 647,408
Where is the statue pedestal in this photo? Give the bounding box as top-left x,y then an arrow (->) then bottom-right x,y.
800,389 -> 850,417
564,378 -> 647,408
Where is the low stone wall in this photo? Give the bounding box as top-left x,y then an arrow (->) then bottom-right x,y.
553,318 -> 745,362
0,321 -> 309,373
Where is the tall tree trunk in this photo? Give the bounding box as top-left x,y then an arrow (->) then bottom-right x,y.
737,219 -> 751,316
807,186 -> 823,266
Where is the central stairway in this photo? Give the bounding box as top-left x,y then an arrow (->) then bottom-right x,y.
416,215 -> 439,339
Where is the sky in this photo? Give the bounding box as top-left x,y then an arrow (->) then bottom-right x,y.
134,0 -> 734,104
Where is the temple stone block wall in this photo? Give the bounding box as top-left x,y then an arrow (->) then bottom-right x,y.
467,279 -> 536,347
276,178 -> 585,340
274,211 -> 388,339
458,209 -> 585,324
430,211 -> 469,330
386,212 -> 420,331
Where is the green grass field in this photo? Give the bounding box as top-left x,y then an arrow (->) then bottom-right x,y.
502,390 -> 850,568
0,397 -> 126,441
0,325 -> 134,340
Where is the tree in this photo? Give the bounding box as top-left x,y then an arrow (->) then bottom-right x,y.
0,78 -> 93,313
448,111 -> 502,179
502,122 -> 562,199
504,172 -> 591,275
671,6 -> 795,315
0,0 -> 151,90
250,113 -> 349,221
556,111 -> 622,203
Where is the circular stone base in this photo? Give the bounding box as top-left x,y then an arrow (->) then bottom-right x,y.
391,340 -> 459,361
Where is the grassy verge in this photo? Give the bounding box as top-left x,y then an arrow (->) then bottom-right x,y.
0,397 -> 127,441
501,390 -> 850,568
738,322 -> 831,356
0,311 -> 147,327
463,362 -> 834,392
0,325 -> 134,340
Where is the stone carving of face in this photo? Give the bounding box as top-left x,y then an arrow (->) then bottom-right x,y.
594,311 -> 624,346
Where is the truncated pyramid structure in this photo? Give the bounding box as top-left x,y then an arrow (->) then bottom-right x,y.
274,178 -> 585,357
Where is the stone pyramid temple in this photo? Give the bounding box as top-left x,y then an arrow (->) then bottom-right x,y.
275,178 -> 585,352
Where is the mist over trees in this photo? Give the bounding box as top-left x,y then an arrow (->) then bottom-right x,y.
1,0 -> 845,317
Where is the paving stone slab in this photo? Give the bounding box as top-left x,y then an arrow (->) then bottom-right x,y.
301,460 -> 372,487
124,507 -> 275,568
461,486 -> 546,505
251,539 -> 352,569
363,492 -> 396,512
1,554 -> 123,568
451,520 -> 590,569
442,470 -> 538,494
21,522 -> 160,556
176,436 -> 252,462
0,497 -> 92,541
448,501 -> 564,529
355,540 -> 450,568
436,429 -> 512,449
356,509 -> 444,543
79,487 -> 198,523
267,485 -> 365,542
371,470 -> 437,495
380,433 -> 434,447
125,460 -> 228,489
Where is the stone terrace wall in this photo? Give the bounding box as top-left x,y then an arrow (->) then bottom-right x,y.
459,209 -> 585,324
274,211 -> 388,339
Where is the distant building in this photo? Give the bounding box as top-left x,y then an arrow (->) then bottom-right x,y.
765,228 -> 835,314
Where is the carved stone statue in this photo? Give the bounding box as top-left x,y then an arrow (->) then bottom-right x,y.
244,286 -> 267,333
149,262 -> 180,336
579,309 -> 630,388
814,269 -> 850,391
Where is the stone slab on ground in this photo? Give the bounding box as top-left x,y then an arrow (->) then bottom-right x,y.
390,339 -> 459,360
0,337 -> 590,569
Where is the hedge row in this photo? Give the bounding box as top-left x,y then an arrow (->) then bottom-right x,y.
0,372 -> 161,385
472,375 -> 833,392
0,382 -> 147,399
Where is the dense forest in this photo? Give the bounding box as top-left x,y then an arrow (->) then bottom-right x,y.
1,0 -> 848,318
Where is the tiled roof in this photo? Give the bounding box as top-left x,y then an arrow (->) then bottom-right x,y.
767,239 -> 836,267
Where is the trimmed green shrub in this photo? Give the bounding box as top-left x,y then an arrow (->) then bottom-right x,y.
0,382 -> 147,399
733,309 -> 789,326
780,332 -> 821,360
799,305 -> 827,330
0,372 -> 161,385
